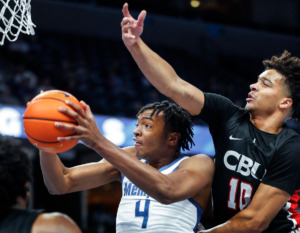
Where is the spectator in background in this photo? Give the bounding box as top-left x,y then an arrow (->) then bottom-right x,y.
0,85 -> 21,106
0,135 -> 82,233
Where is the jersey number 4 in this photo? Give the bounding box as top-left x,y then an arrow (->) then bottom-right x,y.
228,177 -> 253,210
135,200 -> 150,228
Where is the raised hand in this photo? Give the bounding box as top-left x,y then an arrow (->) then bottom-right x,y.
55,100 -> 103,150
121,3 -> 147,47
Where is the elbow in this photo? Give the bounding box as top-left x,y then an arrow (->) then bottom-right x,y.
246,218 -> 269,233
48,188 -> 66,195
157,196 -> 173,205
47,186 -> 68,195
256,222 -> 269,233
44,180 -> 68,195
153,185 -> 178,205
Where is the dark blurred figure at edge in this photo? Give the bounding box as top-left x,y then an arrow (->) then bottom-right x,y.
0,135 -> 82,233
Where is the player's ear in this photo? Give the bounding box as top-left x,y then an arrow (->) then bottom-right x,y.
168,132 -> 180,147
279,97 -> 293,110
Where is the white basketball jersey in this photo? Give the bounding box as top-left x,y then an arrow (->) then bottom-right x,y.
116,156 -> 203,233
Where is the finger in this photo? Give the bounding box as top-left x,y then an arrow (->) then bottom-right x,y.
122,26 -> 136,39
65,100 -> 86,117
57,135 -> 82,142
121,17 -> 134,28
55,122 -> 78,132
83,102 -> 93,116
122,2 -> 132,18
80,101 -> 95,122
55,123 -> 86,142
80,100 -> 88,111
58,106 -> 85,125
123,34 -> 136,41
79,100 -> 92,117
137,10 -> 147,27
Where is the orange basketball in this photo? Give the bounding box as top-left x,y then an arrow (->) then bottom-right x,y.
23,90 -> 83,153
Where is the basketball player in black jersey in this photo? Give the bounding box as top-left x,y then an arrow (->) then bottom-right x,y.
0,136 -> 82,233
120,3 -> 300,232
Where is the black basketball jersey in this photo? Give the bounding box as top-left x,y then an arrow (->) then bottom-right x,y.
0,209 -> 43,233
199,93 -> 300,233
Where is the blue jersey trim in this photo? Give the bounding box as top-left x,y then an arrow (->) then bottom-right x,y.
188,198 -> 203,232
121,173 -> 125,183
158,156 -> 184,172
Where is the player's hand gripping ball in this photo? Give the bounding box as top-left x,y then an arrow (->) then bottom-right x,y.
23,90 -> 83,153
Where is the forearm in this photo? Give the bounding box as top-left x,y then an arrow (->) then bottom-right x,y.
93,137 -> 175,203
202,183 -> 292,233
200,211 -> 265,233
127,38 -> 181,98
127,38 -> 204,116
201,222 -> 260,233
39,151 -> 70,194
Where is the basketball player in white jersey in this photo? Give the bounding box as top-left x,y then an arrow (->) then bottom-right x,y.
39,100 -> 214,232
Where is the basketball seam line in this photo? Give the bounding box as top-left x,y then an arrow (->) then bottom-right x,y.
32,97 -> 71,103
25,131 -> 60,143
23,117 -> 78,124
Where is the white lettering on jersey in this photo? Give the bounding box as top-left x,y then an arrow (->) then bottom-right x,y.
224,150 -> 266,181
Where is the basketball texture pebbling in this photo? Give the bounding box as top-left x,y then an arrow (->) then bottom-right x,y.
23,90 -> 83,153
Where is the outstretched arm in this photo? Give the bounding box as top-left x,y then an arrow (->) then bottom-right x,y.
199,183 -> 291,233
39,150 -> 121,194
121,3 -> 204,116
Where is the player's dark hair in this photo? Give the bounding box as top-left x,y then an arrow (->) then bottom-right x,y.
263,50 -> 300,120
137,100 -> 195,151
0,135 -> 32,213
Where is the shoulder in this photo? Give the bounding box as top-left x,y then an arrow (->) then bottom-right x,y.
203,92 -> 234,106
278,133 -> 300,156
179,154 -> 215,173
31,212 -> 82,233
201,92 -> 245,122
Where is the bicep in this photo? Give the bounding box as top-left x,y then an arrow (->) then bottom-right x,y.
66,159 -> 120,192
166,155 -> 214,200
65,147 -> 136,193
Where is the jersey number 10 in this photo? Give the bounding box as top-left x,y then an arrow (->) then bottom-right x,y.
228,177 -> 253,210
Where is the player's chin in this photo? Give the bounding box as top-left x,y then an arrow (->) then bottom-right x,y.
135,150 -> 146,160
134,149 -> 141,158
245,102 -> 252,111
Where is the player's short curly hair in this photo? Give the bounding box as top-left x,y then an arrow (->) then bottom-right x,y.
137,100 -> 195,151
0,135 -> 32,212
263,50 -> 300,120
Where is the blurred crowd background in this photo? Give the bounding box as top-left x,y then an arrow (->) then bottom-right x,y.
0,0 -> 300,232
0,28 -> 250,119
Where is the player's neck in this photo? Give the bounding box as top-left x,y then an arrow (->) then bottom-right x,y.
12,196 -> 27,210
148,153 -> 180,170
249,114 -> 284,134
